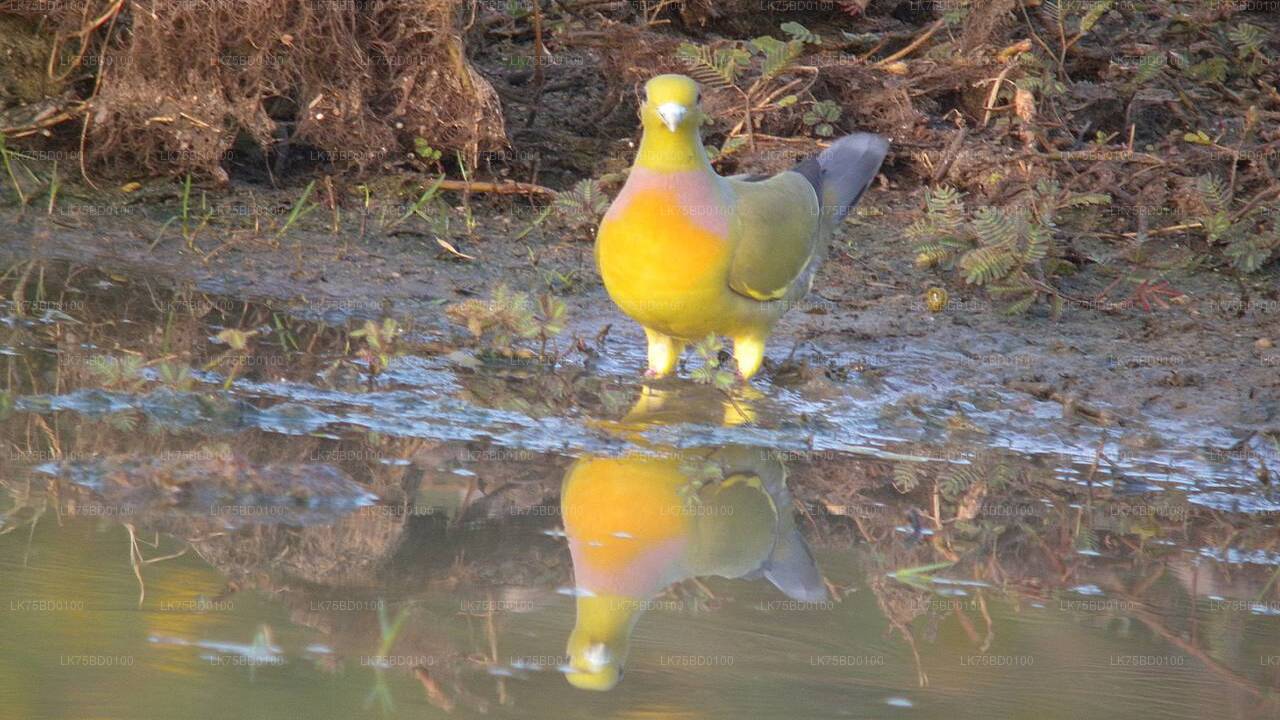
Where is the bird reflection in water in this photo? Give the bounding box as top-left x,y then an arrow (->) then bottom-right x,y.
560,384 -> 827,690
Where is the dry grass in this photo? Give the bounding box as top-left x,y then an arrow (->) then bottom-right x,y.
4,0 -> 505,179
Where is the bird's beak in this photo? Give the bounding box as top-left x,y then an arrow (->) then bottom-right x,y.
565,643 -> 620,691
656,102 -> 689,132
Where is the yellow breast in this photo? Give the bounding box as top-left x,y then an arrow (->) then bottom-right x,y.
596,189 -> 734,338
562,456 -> 691,575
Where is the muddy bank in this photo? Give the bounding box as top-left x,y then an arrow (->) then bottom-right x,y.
2,199 -> 1278,487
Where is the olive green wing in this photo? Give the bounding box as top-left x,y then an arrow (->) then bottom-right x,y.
726,172 -> 821,302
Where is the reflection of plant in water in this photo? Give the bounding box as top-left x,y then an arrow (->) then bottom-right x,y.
88,354 -> 147,391
457,369 -> 633,419
209,327 -> 258,389
365,602 -> 410,713
351,319 -> 402,379
887,561 -> 956,591
676,452 -> 724,506
156,362 -> 195,391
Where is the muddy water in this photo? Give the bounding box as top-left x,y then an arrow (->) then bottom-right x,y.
1,262 -> 1278,719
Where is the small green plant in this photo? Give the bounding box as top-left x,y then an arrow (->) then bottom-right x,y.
553,178 -> 609,238
275,180 -> 317,239
390,174 -> 446,228
158,174 -> 215,250
413,138 -> 443,163
690,335 -> 735,389
530,293 -> 567,359
445,286 -> 567,362
677,22 -> 821,145
447,285 -> 532,350
1226,22 -> 1269,76
887,561 -> 956,591
911,182 -> 1110,314
802,100 -> 841,137
1192,175 -> 1280,274
0,133 -> 34,207
1130,53 -> 1166,88
45,161 -> 60,216
455,150 -> 477,234
514,205 -> 553,241
1039,0 -> 1115,66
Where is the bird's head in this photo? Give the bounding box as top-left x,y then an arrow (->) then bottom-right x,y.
565,625 -> 626,690
641,74 -> 703,134
563,593 -> 640,691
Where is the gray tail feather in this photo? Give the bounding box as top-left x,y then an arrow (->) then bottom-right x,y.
795,132 -> 889,225
764,526 -> 828,603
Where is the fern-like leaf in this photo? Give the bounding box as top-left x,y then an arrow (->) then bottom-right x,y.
960,246 -> 1017,285
893,463 -> 922,494
1134,53 -> 1165,84
925,186 -> 966,231
781,21 -> 821,45
1023,223 -> 1051,263
1228,23 -> 1265,59
1196,174 -> 1229,212
1040,0 -> 1062,28
988,277 -> 1035,297
1225,230 -> 1277,273
1062,192 -> 1111,208
940,466 -> 982,501
972,207 -> 1019,248
1201,211 -> 1233,244
1002,292 -> 1037,315
553,179 -> 610,229
1078,0 -> 1113,34
750,36 -> 804,84
676,43 -> 749,89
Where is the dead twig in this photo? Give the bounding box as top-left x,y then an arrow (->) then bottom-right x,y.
437,179 -> 557,197
872,19 -> 945,67
930,126 -> 968,183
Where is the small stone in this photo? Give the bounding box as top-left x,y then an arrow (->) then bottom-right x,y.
1257,338 -> 1274,349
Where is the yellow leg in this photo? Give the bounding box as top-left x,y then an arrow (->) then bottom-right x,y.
733,336 -> 767,380
628,384 -> 670,417
643,327 -> 684,377
721,398 -> 756,426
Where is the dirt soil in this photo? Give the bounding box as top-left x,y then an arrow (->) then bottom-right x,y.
3,184 -> 1278,467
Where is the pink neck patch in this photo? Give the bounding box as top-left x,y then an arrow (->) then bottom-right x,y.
608,167 -> 732,236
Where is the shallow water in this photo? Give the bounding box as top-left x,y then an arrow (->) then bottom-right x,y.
1,262 -> 1278,719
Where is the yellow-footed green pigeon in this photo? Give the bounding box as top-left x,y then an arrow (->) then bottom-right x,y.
559,386 -> 826,691
596,73 -> 889,379
560,446 -> 826,690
